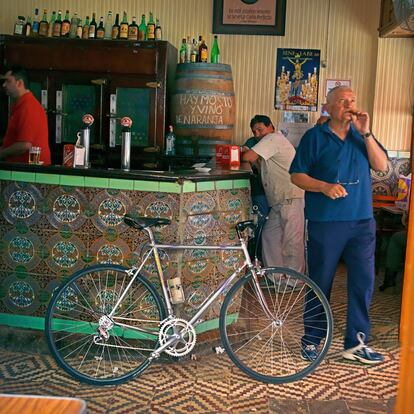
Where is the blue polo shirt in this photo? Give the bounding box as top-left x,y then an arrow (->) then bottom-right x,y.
289,122 -> 382,222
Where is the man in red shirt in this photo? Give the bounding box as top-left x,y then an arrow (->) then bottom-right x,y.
0,65 -> 51,165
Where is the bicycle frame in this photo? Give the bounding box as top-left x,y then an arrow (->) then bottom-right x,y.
106,224 -> 275,355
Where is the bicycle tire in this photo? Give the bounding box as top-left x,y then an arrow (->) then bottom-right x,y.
45,264 -> 166,386
219,267 -> 333,383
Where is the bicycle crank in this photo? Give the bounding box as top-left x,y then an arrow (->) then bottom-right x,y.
158,318 -> 197,357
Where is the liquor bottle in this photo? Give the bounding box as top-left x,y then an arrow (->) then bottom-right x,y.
211,35 -> 220,63
32,8 -> 40,35
155,18 -> 162,40
52,10 -> 62,37
24,17 -> 32,36
185,36 -> 192,63
138,14 -> 147,41
128,16 -> 138,40
191,38 -> 198,63
61,10 -> 71,37
165,125 -> 176,156
96,16 -> 105,39
119,11 -> 129,40
14,16 -> 25,35
76,19 -> 83,39
111,13 -> 120,40
82,16 -> 90,39
104,11 -> 112,39
38,9 -> 48,37
47,11 -> 55,37
69,13 -> 78,38
197,35 -> 202,61
199,37 -> 208,63
147,12 -> 155,40
179,38 -> 186,63
89,13 -> 97,38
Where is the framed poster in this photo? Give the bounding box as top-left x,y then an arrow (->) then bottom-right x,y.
213,0 -> 287,36
274,48 -> 321,112
325,79 -> 351,98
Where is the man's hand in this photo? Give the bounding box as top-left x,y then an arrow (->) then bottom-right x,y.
350,111 -> 370,134
321,182 -> 348,200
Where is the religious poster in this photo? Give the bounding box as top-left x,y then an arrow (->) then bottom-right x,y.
274,48 -> 321,112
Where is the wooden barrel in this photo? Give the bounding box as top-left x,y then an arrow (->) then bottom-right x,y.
171,63 -> 236,156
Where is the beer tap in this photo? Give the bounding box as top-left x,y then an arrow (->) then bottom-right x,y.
79,113 -> 94,168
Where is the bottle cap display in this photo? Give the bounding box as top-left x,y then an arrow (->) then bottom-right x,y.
82,114 -> 94,126
120,116 -> 133,128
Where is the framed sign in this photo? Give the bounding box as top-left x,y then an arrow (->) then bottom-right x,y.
325,79 -> 351,98
213,0 -> 287,36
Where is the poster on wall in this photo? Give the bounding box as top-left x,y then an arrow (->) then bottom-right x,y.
325,79 -> 351,98
274,48 -> 321,112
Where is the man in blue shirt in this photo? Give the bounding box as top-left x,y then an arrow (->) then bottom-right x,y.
290,86 -> 388,364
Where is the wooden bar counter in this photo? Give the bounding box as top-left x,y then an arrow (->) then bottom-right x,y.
0,163 -> 251,335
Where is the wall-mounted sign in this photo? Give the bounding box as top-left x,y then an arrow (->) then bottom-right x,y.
274,48 -> 321,112
325,79 -> 352,98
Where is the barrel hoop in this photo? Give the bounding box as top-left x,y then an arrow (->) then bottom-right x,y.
175,124 -> 234,129
174,89 -> 235,96
175,73 -> 233,81
177,63 -> 232,73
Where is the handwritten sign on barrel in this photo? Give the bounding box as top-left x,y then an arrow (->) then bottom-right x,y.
171,63 -> 236,150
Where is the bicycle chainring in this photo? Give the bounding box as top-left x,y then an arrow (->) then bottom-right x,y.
158,318 -> 197,357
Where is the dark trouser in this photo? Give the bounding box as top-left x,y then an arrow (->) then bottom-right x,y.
303,218 -> 376,349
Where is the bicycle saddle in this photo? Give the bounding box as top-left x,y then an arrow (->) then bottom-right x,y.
124,214 -> 171,229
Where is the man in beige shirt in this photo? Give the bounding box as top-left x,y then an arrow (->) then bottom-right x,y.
242,115 -> 305,274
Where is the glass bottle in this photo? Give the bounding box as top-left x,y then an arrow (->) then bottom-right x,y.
185,36 -> 192,63
47,11 -> 56,37
104,11 -> 112,39
69,13 -> 78,38
147,12 -> 155,40
76,19 -> 83,39
119,11 -> 129,40
82,16 -> 90,39
52,10 -> 62,37
24,17 -> 32,36
61,10 -> 71,37
128,16 -> 138,40
179,38 -> 186,63
88,13 -> 97,39
155,18 -> 162,40
211,35 -> 220,63
138,14 -> 147,41
38,9 -> 48,37
32,8 -> 40,35
111,13 -> 120,40
96,16 -> 105,39
165,125 -> 176,156
199,37 -> 208,63
191,38 -> 198,63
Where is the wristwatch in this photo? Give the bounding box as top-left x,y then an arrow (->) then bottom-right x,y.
362,131 -> 372,139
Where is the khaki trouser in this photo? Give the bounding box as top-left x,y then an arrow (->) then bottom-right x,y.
261,198 -> 305,273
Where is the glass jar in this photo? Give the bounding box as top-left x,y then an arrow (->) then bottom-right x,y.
14,16 -> 25,35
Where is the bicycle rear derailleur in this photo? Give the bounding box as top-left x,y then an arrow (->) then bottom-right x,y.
158,318 -> 197,357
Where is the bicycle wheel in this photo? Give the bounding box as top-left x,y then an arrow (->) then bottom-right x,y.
219,267 -> 333,383
45,264 -> 166,386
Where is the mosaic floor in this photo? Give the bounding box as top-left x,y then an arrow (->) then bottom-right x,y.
0,264 -> 400,413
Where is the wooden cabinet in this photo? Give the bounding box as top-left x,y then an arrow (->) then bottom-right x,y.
0,35 -> 177,167
379,0 -> 414,38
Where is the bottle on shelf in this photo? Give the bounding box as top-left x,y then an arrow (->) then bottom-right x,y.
52,10 -> 62,37
185,36 -> 191,63
155,18 -> 162,40
32,8 -> 40,35
179,38 -> 186,63
47,11 -> 56,37
147,12 -> 155,40
119,11 -> 129,40
211,35 -> 220,63
24,17 -> 32,36
111,13 -> 120,40
104,11 -> 112,39
88,13 -> 97,39
14,16 -> 25,36
96,16 -> 105,39
199,37 -> 208,63
76,19 -> 83,39
165,125 -> 176,156
61,9 -> 71,37
138,14 -> 147,41
128,16 -> 138,40
82,16 -> 90,39
69,13 -> 78,38
38,9 -> 48,37
190,38 -> 198,63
